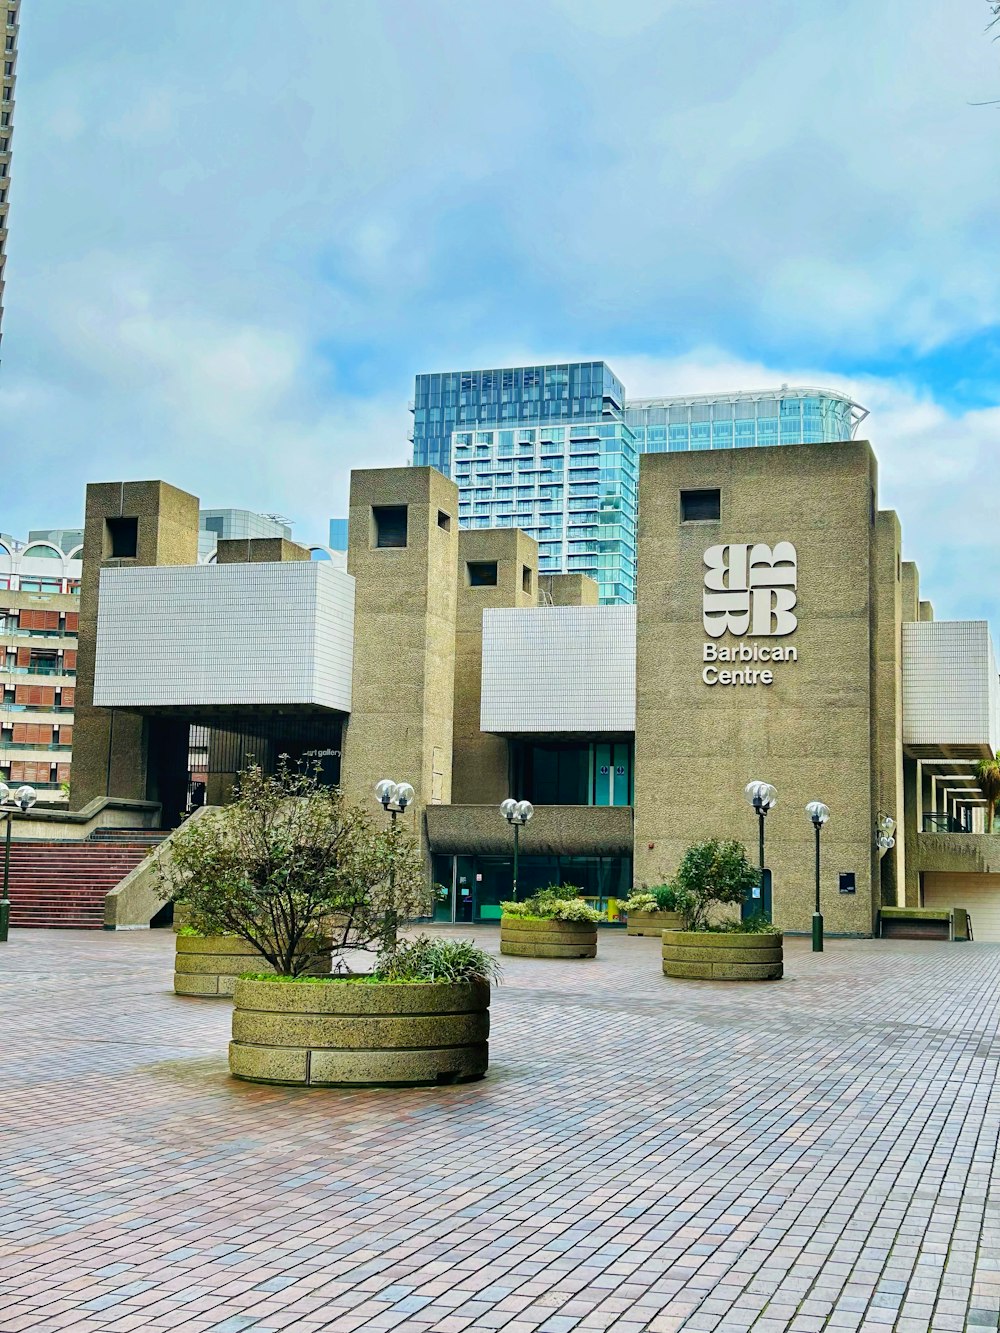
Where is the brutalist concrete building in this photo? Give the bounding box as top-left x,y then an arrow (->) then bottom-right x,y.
69,441 -> 1000,937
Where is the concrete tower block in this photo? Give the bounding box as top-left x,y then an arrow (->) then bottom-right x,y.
452,527 -> 538,805
632,440 -> 882,936
340,468 -> 460,841
72,481 -> 200,821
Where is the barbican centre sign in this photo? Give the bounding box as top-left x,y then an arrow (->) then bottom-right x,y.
701,542 -> 799,687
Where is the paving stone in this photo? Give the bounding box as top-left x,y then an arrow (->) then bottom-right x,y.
3,929 -> 1000,1332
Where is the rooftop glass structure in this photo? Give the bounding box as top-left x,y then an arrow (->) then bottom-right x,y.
625,387 -> 868,453
411,363 -> 868,605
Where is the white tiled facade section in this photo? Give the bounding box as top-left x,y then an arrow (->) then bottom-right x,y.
481,605 -> 636,733
902,621 -> 1000,752
94,563 -> 354,711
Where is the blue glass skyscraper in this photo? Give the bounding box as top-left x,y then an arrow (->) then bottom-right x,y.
410,363 -> 867,605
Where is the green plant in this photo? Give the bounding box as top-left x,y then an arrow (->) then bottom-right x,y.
373,934 -> 501,984
651,883 -> 679,910
501,885 -> 603,924
672,839 -> 758,931
624,892 -> 658,913
160,760 -> 430,976
976,754 -> 1000,834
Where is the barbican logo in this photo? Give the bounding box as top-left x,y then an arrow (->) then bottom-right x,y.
703,542 -> 798,639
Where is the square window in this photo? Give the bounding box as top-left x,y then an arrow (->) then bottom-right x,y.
372,504 -> 407,549
437,509 -> 451,532
522,565 -> 533,594
466,560 -> 498,587
680,489 -> 720,523
104,516 -> 138,558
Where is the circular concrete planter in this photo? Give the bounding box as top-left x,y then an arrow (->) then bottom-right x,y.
174,935 -> 330,998
500,916 -> 597,958
627,910 -> 683,937
662,930 -> 783,981
229,977 -> 490,1087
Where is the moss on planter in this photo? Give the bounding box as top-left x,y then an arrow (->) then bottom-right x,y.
661,929 -> 783,981
173,935 -> 330,998
228,976 -> 490,1087
500,916 -> 597,959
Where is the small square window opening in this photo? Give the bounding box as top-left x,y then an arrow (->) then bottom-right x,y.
680,489 -> 720,523
437,510 -> 451,532
104,516 -> 138,559
467,561 -> 498,587
372,505 -> 407,549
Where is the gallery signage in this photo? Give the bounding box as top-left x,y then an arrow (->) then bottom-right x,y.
701,542 -> 799,687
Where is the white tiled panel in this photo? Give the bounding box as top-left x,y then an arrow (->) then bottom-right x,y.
481,605 -> 636,733
902,621 -> 1000,752
94,563 -> 354,712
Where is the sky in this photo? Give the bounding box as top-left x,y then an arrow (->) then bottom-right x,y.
1,0 -> 999,621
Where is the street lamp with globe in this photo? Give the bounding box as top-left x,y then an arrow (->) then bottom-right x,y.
1,783 -> 37,943
500,798 -> 534,900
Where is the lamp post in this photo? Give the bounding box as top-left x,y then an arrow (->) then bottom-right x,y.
373,779 -> 414,950
876,814 -> 896,856
500,798 -> 534,900
1,783 -> 38,944
744,780 -> 777,918
806,801 -> 831,952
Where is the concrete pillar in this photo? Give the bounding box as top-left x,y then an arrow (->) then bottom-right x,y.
452,528 -> 538,806
340,468 -> 459,846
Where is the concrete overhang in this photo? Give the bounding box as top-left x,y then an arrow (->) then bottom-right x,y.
425,804 -> 634,857
94,562 -> 354,713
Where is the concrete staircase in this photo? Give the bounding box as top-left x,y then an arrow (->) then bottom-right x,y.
5,830 -> 168,929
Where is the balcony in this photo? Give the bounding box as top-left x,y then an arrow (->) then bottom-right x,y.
915,832 -> 1000,876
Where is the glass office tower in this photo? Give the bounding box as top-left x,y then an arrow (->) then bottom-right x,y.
411,365 -> 867,605
411,362 -> 626,476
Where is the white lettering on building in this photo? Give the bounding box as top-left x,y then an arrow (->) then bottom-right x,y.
701,542 -> 798,687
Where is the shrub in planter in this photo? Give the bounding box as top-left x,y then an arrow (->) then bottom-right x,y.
161,762 -> 494,1084
624,883 -> 683,936
500,885 -> 603,958
662,840 -> 782,981
230,935 -> 501,1087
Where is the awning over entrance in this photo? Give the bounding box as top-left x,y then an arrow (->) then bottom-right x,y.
425,803 -> 633,857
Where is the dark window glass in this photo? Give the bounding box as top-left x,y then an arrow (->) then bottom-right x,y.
522,565 -> 532,593
105,516 -> 138,558
680,489 -> 720,522
372,505 -> 407,549
436,509 -> 451,532
467,561 -> 497,587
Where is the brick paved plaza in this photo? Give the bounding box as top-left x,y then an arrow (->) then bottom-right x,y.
2,928 -> 1000,1333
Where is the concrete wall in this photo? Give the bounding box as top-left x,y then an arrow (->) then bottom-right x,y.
874,510 -> 906,906
340,467 -> 459,845
633,440 -> 882,934
452,528 -> 537,805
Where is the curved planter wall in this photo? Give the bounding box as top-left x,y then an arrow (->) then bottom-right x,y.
627,910 -> 683,937
174,936 -> 330,998
229,978 -> 490,1087
500,917 -> 597,958
662,930 -> 783,981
